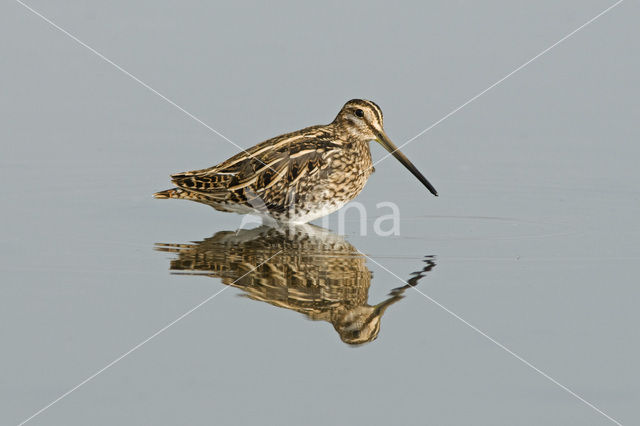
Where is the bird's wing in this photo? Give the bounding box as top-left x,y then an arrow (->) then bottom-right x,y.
170,125 -> 341,200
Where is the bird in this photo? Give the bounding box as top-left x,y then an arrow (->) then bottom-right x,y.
154,99 -> 437,223
155,224 -> 437,345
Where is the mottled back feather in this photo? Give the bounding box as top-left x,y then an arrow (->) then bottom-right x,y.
170,125 -> 343,207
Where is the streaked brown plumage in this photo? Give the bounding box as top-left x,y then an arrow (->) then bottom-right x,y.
154,99 -> 437,223
155,224 -> 437,345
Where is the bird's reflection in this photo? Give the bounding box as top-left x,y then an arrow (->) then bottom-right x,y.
155,224 -> 436,346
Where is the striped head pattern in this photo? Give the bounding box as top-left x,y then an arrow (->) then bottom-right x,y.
334,99 -> 385,141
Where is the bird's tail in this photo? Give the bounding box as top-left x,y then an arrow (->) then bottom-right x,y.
153,188 -> 193,199
154,188 -> 224,208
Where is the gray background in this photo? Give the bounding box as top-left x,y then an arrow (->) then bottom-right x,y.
1,0 -> 639,425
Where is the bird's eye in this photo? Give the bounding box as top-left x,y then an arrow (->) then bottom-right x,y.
355,109 -> 364,117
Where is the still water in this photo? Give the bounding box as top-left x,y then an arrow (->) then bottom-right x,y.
1,1 -> 639,425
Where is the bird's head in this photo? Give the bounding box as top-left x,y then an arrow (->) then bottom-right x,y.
334,99 -> 386,141
334,99 -> 438,196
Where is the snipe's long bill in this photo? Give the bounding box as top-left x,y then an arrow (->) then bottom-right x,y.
154,99 -> 437,223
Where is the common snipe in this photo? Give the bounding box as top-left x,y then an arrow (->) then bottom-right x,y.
155,224 -> 437,345
154,99 -> 437,223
